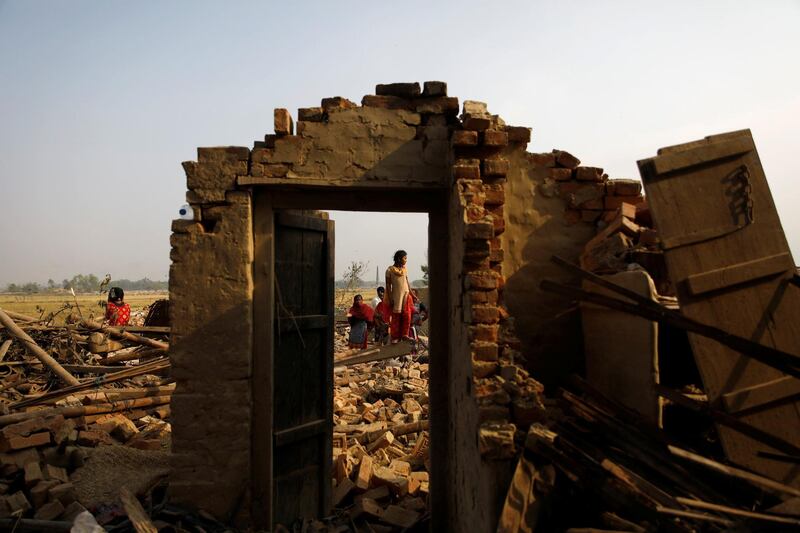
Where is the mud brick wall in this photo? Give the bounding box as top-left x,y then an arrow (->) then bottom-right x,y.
170,152 -> 254,518
169,81 -> 612,527
502,147 -> 645,386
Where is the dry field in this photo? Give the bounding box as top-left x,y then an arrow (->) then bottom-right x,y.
0,291 -> 167,324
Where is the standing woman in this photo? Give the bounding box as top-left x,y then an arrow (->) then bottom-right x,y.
385,250 -> 417,344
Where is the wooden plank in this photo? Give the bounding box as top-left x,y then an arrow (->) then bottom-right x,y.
238,174 -> 447,189
668,445 -> 800,498
119,487 -> 157,533
496,454 -> 539,533
650,136 -> 752,175
722,376 -> 800,414
638,129 -> 800,486
676,496 -> 800,526
686,252 -> 793,296
251,190 -> 274,528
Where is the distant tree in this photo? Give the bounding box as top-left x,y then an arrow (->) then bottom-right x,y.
62,279 -> 70,289
47,279 -> 56,290
21,282 -> 40,293
6,283 -> 19,293
337,261 -> 369,307
420,264 -> 429,283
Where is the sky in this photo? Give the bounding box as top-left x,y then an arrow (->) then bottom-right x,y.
1,0 -> 799,286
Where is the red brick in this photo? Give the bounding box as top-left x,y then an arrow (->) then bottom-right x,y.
415,97 -> 459,115
422,81 -> 447,97
554,150 -> 580,169
548,168 -> 573,181
504,126 -> 531,143
489,247 -> 504,263
604,195 -> 645,210
468,290 -> 499,305
321,96 -> 356,111
273,108 -> 293,136
607,179 -> 642,196
574,166 -> 604,182
462,115 -> 492,131
464,204 -> 486,222
473,360 -> 497,378
483,184 -> 504,206
465,218 -> 494,239
491,263 -> 503,275
482,158 -> 509,177
463,257 -> 491,271
472,342 -> 499,362
452,130 -> 478,147
471,305 -> 500,324
469,324 -> 500,342
579,198 -> 604,210
464,238 -> 491,260
466,271 -> 498,290
566,208 -> 584,224
297,107 -> 324,122
483,130 -> 508,147
376,82 -> 420,98
527,152 -> 555,167
361,94 -> 413,110
454,160 -> 481,180
0,431 -> 50,452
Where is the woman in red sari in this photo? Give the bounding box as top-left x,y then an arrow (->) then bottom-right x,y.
347,294 -> 374,349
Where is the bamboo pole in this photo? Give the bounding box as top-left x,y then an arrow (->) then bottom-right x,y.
0,395 -> 171,426
0,308 -> 80,386
78,319 -> 169,351
10,357 -> 169,409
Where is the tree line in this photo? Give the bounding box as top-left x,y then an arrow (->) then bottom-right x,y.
3,274 -> 167,294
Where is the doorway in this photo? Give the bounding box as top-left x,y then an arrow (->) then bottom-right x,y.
251,188 -> 450,529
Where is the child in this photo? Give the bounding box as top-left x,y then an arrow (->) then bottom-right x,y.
105,287 -> 131,326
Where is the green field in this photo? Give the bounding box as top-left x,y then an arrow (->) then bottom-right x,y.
0,292 -> 167,324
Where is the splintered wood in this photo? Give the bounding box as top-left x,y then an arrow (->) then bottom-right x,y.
0,306 -> 171,525
330,339 -> 430,531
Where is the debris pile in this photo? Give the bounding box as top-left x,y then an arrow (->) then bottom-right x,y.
0,306 -> 173,528
500,377 -> 800,531
325,331 -> 431,530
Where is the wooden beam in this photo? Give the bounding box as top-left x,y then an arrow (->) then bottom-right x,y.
668,445 -> 800,498
539,279 -> 800,380
0,308 -> 79,386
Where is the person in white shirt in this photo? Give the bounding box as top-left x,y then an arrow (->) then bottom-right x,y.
370,286 -> 385,310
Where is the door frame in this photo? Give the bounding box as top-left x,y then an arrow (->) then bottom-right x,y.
251,186 -> 454,528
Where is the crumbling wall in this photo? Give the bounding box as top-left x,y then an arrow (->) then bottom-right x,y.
502,147 -> 645,387
169,149 -> 254,518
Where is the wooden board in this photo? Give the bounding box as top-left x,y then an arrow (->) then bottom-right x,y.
638,130 -> 800,486
270,211 -> 335,526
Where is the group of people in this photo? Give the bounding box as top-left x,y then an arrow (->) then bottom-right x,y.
347,250 -> 428,350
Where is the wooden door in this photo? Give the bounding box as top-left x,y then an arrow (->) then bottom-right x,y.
272,211 -> 334,525
638,130 -> 800,485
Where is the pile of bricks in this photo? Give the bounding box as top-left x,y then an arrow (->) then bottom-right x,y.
329,355 -> 430,531
529,149 -> 646,227
0,398 -> 171,520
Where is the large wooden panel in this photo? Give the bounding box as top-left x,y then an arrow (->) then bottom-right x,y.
272,211 -> 334,526
638,130 -> 800,486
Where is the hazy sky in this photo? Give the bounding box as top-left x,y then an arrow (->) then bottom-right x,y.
1,1 -> 799,286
